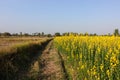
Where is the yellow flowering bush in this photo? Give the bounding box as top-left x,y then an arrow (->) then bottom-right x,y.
54,35 -> 120,80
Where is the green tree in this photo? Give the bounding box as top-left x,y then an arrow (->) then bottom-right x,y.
38,33 -> 41,37
84,32 -> 88,36
2,32 -> 11,36
12,33 -> 18,36
94,33 -> 97,36
79,33 -> 83,36
23,33 -> 29,36
47,34 -> 52,37
62,32 -> 69,36
55,32 -> 61,36
42,32 -> 44,36
114,29 -> 119,36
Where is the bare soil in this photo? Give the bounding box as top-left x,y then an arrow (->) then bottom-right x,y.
38,41 -> 65,80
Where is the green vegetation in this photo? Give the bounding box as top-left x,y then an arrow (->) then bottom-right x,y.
114,29 -> 119,36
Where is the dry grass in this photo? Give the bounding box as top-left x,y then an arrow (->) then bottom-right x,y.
0,37 -> 50,57
0,37 -> 52,80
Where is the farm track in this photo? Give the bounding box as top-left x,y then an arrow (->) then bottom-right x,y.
25,41 -> 67,80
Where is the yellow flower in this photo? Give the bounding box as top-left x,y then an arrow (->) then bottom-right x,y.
54,36 -> 120,79
80,53 -> 82,59
93,71 -> 96,75
106,70 -> 110,77
81,65 -> 85,69
100,64 -> 104,72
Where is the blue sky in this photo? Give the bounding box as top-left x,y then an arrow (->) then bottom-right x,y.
0,0 -> 120,34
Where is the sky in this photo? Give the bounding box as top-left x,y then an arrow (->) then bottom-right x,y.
0,0 -> 120,34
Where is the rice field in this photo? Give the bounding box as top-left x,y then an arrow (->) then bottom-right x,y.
54,35 -> 120,80
0,37 -> 50,57
0,37 -> 52,80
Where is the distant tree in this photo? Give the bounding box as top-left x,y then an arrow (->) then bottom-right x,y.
55,32 -> 61,36
79,33 -> 84,36
74,33 -> 78,36
42,32 -> 44,36
38,33 -> 41,37
32,32 -> 41,36
84,32 -> 88,36
20,32 -> 22,36
47,34 -> 52,37
2,32 -> 11,36
23,33 -> 29,36
0,33 -> 1,36
69,32 -> 78,36
62,33 -> 66,36
62,32 -> 69,36
89,33 -> 93,36
33,33 -> 37,36
114,29 -> 119,36
94,33 -> 97,36
12,33 -> 18,36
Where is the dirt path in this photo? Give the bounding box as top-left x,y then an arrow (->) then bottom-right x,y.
26,41 -> 66,80
38,41 -> 65,80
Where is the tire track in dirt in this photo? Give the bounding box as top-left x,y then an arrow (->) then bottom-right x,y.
38,41 -> 66,80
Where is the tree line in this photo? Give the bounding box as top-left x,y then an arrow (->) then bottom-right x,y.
0,32 -> 52,37
0,29 -> 119,37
